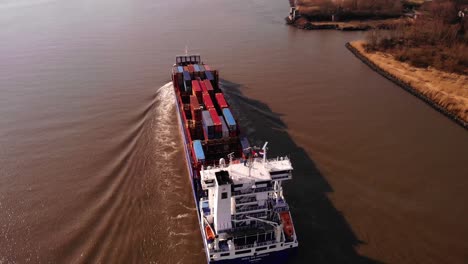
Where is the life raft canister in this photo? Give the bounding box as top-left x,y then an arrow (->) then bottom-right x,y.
280,211 -> 294,238
205,225 -> 215,242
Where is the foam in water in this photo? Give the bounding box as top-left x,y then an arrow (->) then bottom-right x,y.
171,213 -> 189,220
153,82 -> 178,157
149,82 -> 203,260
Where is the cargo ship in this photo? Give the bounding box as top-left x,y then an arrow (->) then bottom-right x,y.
171,55 -> 298,263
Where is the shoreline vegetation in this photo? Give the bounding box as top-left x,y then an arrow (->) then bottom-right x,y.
287,0 -> 467,127
288,17 -> 408,31
353,0 -> 467,127
286,0 -> 421,31
347,41 -> 467,128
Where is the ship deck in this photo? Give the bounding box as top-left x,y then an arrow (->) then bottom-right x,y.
201,158 -> 293,185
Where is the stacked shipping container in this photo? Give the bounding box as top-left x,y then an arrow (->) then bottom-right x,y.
203,94 -> 214,109
220,116 -> 229,138
215,93 -> 228,109
200,81 -> 208,94
190,95 -> 201,121
172,63 -> 239,163
192,80 -> 202,102
203,80 -> 214,96
183,71 -> 191,93
202,110 -> 214,140
208,108 -> 222,139
192,140 -> 205,162
222,108 -> 237,137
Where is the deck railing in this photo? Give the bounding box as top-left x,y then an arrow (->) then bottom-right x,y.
232,186 -> 273,196
234,205 -> 267,213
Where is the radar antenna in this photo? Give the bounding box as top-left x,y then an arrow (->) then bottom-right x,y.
227,152 -> 235,165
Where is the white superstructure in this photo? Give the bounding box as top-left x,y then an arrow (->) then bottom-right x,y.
199,152 -> 299,262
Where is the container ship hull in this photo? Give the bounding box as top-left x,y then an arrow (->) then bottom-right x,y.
171,55 -> 298,263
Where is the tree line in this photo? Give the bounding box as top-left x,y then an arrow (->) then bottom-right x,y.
366,0 -> 467,74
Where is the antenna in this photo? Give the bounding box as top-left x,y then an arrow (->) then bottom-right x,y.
185,45 -> 188,55
227,152 -> 235,165
262,141 -> 268,164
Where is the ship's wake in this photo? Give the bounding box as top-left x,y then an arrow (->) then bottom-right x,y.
53,82 -> 204,263
144,82 -> 205,262
153,82 -> 178,160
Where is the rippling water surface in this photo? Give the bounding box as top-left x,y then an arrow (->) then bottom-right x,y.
1,0 -> 467,263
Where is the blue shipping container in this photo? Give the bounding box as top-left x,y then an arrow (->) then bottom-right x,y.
199,65 -> 205,72
194,64 -> 200,72
193,140 -> 205,162
183,71 -> 191,82
240,137 -> 250,151
177,66 -> 184,73
222,108 -> 236,129
205,71 -> 214,81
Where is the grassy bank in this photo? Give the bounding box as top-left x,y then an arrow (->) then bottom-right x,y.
289,17 -> 406,30
349,41 -> 468,126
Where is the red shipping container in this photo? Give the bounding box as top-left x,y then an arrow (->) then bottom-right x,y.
208,108 -> 222,135
190,95 -> 200,108
192,80 -> 202,102
203,80 -> 214,95
187,65 -> 194,73
183,66 -> 189,72
203,94 -> 215,109
204,65 -> 211,71
215,93 -> 228,108
208,109 -> 221,126
190,95 -> 201,121
200,80 -> 208,94
192,80 -> 201,93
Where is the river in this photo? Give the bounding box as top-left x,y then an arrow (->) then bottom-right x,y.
1,0 -> 467,263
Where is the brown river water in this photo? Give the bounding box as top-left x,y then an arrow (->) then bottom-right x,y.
1,0 -> 467,263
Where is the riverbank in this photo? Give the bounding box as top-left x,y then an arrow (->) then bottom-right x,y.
287,17 -> 404,31
346,41 -> 468,128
